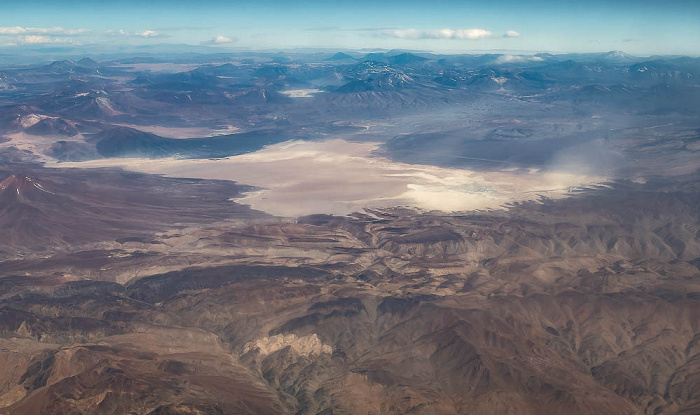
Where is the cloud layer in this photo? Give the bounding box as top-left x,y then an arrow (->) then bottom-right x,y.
21,35 -> 75,44
377,28 -> 520,40
0,26 -> 87,35
110,29 -> 163,38
0,26 -> 165,45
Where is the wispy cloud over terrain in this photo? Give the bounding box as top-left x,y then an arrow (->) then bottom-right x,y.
20,35 -> 76,44
202,34 -> 236,45
495,54 -> 543,63
110,29 -> 163,38
0,26 -> 89,45
376,28 -> 520,40
0,25 -> 173,46
0,26 -> 87,35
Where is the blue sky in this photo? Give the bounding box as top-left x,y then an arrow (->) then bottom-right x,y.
1,0 -> 698,55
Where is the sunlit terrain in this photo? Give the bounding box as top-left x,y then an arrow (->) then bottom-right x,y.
0,1 -> 699,413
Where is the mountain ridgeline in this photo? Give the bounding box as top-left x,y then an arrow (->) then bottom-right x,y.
0,48 -> 698,415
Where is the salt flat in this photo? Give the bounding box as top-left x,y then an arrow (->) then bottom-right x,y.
279,89 -> 323,98
51,139 -> 604,216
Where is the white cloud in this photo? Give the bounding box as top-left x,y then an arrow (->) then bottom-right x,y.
0,26 -> 30,35
110,29 -> 163,38
0,26 -> 87,36
0,26 -> 87,46
495,55 -> 544,63
20,35 -> 75,44
380,28 -> 493,40
202,35 -> 237,45
138,30 -> 159,37
377,28 -> 522,41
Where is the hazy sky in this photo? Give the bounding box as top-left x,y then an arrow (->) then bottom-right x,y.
1,0 -> 698,55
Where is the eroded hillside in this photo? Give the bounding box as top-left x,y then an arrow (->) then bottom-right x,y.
0,168 -> 697,414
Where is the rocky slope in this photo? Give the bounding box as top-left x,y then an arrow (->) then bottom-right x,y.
0,169 -> 698,414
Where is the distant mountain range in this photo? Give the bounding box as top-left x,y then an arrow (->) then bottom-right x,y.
0,49 -> 697,170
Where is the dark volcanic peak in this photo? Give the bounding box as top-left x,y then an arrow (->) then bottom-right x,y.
42,59 -> 103,74
59,91 -> 122,118
334,80 -> 375,93
361,52 -> 389,62
326,52 -> 356,61
90,125 -> 289,159
1,174 -> 43,191
387,52 -> 429,65
24,117 -> 79,137
91,126 -> 172,157
76,57 -> 99,68
0,174 -> 34,193
92,125 -> 157,141
0,174 -> 53,202
45,60 -> 76,71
